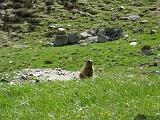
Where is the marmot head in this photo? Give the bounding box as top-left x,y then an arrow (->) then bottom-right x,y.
85,60 -> 93,67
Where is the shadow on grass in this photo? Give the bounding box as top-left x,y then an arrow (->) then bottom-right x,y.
134,114 -> 160,120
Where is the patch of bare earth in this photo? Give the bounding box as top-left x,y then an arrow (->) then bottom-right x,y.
10,68 -> 80,85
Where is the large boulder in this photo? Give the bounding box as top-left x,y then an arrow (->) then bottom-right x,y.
53,35 -> 68,46
97,36 -> 110,43
68,33 -> 80,44
105,28 -> 123,40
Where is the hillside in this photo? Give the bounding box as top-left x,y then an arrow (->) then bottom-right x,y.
0,0 -> 160,119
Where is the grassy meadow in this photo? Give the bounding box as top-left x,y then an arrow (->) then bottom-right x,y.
0,0 -> 160,119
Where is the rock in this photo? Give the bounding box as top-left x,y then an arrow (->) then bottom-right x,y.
130,41 -> 138,46
48,23 -> 57,29
86,36 -> 98,43
133,28 -> 144,33
105,28 -> 123,40
148,62 -> 158,67
12,44 -> 28,48
97,36 -> 110,43
140,20 -> 148,24
157,45 -> 160,51
119,15 -> 140,20
111,14 -> 119,21
53,35 -> 68,46
118,6 -> 125,11
141,45 -> 152,55
68,33 -> 80,44
87,28 -> 99,36
150,30 -> 156,34
80,32 -> 93,39
149,7 -> 157,11
58,28 -> 66,32
124,34 -> 129,38
97,29 -> 106,36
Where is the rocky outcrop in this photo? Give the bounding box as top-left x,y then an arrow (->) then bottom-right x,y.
50,27 -> 123,46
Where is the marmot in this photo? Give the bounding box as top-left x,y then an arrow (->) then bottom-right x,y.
79,60 -> 94,79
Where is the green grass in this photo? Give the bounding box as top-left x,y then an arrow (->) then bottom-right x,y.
0,74 -> 160,120
0,0 -> 160,119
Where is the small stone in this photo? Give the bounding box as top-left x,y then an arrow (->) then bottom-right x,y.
140,20 -> 148,24
119,6 -> 125,10
119,15 -> 140,20
141,45 -> 152,56
9,81 -> 15,85
130,41 -> 138,46
150,30 -> 156,34
9,61 -> 13,63
48,24 -> 57,29
133,28 -> 144,33
111,14 -> 119,21
157,45 -> 160,51
58,28 -> 66,32
124,34 -> 129,38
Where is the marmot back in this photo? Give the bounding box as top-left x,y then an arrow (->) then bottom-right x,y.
79,60 -> 94,79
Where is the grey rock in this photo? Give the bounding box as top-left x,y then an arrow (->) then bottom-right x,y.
119,15 -> 140,20
111,14 -> 119,21
140,20 -> 148,24
53,35 -> 68,46
150,30 -> 156,34
105,28 -> 123,40
141,45 -> 152,56
97,29 -> 106,36
97,36 -> 110,43
12,44 -> 28,48
48,23 -> 57,29
80,32 -> 93,39
133,28 -> 144,33
68,33 -> 80,44
86,36 -> 98,43
87,28 -> 99,36
157,46 -> 160,51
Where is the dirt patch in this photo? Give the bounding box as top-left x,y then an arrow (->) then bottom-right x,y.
10,68 -> 80,85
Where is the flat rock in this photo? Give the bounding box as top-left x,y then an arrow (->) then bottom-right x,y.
119,15 -> 140,20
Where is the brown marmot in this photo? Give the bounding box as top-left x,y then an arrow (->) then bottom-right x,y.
79,60 -> 94,79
